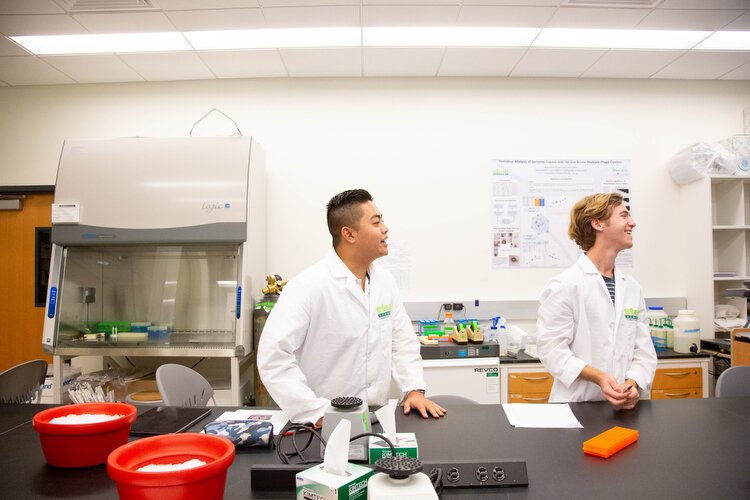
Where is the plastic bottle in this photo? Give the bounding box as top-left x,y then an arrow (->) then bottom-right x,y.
673,309 -> 701,354
647,306 -> 668,351
664,318 -> 675,349
443,311 -> 456,335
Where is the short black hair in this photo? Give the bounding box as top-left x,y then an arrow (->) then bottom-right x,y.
326,189 -> 373,247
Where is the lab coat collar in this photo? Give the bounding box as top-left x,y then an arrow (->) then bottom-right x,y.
325,249 -> 371,309
578,253 -> 628,327
577,253 -> 628,282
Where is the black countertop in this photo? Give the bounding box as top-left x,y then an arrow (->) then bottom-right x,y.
2,398 -> 749,499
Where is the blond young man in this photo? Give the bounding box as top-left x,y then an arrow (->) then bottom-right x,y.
536,193 -> 657,409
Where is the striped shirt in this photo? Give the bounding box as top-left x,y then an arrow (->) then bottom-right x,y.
601,275 -> 615,305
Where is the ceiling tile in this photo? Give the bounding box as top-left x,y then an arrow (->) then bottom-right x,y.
261,0 -> 358,6
156,0 -> 260,9
0,14 -> 85,36
263,6 -> 360,28
166,8 -> 265,31
723,11 -> 750,30
654,51 -> 750,79
438,47 -> 525,76
0,0 -> 64,15
363,6 -> 461,26
279,47 -> 361,76
363,47 -> 443,76
363,0 -> 459,5
720,61 -> 750,80
41,54 -> 144,83
658,0 -> 749,8
0,35 -> 29,56
546,7 -> 649,29
0,55 -> 74,85
511,47 -> 605,77
637,9 -> 747,31
72,12 -> 176,33
582,49 -> 685,79
457,6 -> 555,27
463,0 -> 559,5
199,49 -> 287,77
117,51 -> 215,81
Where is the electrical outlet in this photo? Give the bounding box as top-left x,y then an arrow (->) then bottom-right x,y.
422,459 -> 528,488
452,303 -> 464,311
443,303 -> 453,311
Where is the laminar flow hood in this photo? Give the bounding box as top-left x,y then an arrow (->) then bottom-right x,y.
52,136 -> 260,245
42,137 -> 267,405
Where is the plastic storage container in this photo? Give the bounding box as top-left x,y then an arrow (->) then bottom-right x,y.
107,433 -> 235,500
673,310 -> 701,354
647,307 -> 668,351
33,402 -> 137,467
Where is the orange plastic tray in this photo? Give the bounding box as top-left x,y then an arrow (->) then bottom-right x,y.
582,426 -> 638,458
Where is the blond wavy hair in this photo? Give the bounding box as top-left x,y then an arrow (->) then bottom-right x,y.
568,193 -> 624,251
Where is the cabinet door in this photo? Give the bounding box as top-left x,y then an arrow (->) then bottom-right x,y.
508,393 -> 550,404
651,388 -> 701,400
508,371 -> 554,393
652,367 -> 702,390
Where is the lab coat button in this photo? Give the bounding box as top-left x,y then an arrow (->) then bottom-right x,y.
609,323 -> 614,328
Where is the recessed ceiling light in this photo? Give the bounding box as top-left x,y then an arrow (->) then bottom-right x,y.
362,27 -> 540,47
695,31 -> 750,51
533,28 -> 711,50
185,28 -> 361,49
10,32 -> 191,55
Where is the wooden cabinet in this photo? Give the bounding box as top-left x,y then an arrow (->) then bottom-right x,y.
500,357 -> 710,403
507,370 -> 553,403
650,366 -> 703,400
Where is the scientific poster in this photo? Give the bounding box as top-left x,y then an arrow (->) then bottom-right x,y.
491,159 -> 631,269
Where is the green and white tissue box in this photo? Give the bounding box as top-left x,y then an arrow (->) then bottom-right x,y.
368,433 -> 418,463
296,462 -> 373,500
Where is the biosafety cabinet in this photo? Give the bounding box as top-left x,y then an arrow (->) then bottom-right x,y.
42,136 -> 266,405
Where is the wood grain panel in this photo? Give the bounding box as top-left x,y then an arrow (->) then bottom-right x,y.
0,194 -> 53,371
651,367 -> 702,390
508,371 -> 554,393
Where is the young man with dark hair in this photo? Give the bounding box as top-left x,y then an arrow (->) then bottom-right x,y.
258,189 -> 445,425
536,193 -> 656,409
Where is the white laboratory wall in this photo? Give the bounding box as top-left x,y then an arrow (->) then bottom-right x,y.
1,77 -> 748,304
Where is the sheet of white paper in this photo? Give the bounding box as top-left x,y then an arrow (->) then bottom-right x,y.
502,403 -> 583,428
212,409 -> 289,435
323,419 -> 350,476
374,400 -> 399,445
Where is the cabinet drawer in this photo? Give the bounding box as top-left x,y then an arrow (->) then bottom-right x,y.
509,393 -> 550,404
650,388 -> 701,400
652,367 -> 702,390
508,371 -> 554,393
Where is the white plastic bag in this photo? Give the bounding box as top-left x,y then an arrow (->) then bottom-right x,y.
667,142 -> 737,185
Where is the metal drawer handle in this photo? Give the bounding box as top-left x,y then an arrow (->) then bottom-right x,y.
522,376 -> 550,381
522,397 -> 549,402
664,392 -> 691,397
664,372 -> 691,377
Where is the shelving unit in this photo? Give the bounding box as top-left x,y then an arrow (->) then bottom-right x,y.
681,175 -> 750,337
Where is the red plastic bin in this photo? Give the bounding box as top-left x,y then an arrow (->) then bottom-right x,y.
107,433 -> 235,500
33,402 -> 137,468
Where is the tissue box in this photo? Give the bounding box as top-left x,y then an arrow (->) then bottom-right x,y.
368,433 -> 418,463
296,463 -> 373,500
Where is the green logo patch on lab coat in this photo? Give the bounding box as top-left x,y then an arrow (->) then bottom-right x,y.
623,308 -> 639,321
376,304 -> 392,319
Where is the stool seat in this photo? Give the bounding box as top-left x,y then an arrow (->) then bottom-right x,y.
126,390 -> 163,405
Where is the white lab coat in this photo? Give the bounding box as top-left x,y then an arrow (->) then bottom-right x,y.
535,254 -> 657,403
257,250 -> 425,423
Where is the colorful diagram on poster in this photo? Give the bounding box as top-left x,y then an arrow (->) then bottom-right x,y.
491,159 -> 631,269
